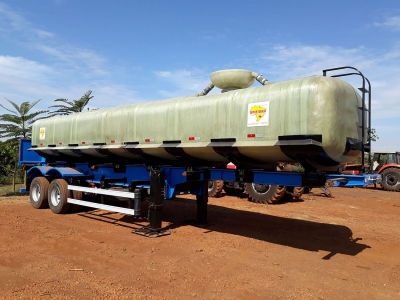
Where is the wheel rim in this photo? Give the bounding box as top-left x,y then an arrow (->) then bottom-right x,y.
31,183 -> 41,202
252,183 -> 271,194
386,173 -> 399,186
50,185 -> 61,206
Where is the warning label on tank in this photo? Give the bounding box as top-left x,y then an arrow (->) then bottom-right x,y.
39,127 -> 45,140
247,102 -> 269,127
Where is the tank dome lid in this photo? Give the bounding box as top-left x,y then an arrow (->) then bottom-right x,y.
210,69 -> 256,90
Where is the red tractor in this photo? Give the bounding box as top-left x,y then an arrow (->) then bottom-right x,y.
371,151 -> 400,191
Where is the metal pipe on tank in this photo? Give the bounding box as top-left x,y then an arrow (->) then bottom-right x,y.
252,72 -> 269,85
197,83 -> 215,96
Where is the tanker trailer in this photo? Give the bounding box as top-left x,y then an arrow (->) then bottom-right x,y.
31,69 -> 366,172
21,66 -> 378,235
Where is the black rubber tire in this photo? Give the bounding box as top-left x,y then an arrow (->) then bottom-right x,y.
285,187 -> 305,201
246,183 -> 286,204
381,168 -> 400,191
48,179 -> 71,214
29,177 -> 50,209
223,183 -> 244,197
208,180 -> 224,197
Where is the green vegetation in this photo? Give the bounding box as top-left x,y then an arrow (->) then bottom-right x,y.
48,90 -> 94,117
0,98 -> 48,140
0,184 -> 25,196
0,91 -> 93,193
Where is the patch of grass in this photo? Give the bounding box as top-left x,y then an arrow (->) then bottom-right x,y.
0,184 -> 26,196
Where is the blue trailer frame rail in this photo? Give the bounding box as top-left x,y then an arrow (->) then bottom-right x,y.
19,138 -> 381,237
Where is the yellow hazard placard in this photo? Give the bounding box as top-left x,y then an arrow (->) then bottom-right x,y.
247,101 -> 269,127
39,127 -> 46,140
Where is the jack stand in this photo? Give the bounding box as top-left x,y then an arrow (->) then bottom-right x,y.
320,186 -> 333,197
183,181 -> 211,227
133,169 -> 170,237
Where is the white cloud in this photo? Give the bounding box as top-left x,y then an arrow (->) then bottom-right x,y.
35,44 -> 108,76
374,16 -> 400,31
0,55 -> 52,78
35,29 -> 55,39
256,44 -> 400,120
0,2 -> 29,32
258,45 -> 373,80
153,69 -> 212,97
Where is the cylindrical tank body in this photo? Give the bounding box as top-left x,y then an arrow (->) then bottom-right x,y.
31,74 -> 365,171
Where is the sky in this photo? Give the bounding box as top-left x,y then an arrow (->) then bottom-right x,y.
0,0 -> 399,151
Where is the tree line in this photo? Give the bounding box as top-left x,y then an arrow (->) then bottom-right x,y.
0,91 -> 94,189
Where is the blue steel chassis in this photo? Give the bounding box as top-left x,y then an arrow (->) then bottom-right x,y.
19,139 -> 381,236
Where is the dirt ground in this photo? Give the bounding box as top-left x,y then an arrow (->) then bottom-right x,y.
1,186 -> 400,300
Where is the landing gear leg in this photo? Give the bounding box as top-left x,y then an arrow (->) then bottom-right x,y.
133,170 -> 170,237
196,181 -> 208,226
183,181 -> 210,227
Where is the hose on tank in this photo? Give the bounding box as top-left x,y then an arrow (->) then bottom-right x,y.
252,72 -> 269,85
197,83 -> 215,96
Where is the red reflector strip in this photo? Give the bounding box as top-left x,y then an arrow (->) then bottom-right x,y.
82,141 -> 86,145
145,138 -> 154,143
40,143 -> 43,146
247,133 -> 264,138
111,140 -> 115,143
188,136 -> 200,141
59,142 -> 63,145
189,137 -> 195,141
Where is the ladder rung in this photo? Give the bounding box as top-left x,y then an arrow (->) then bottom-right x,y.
358,87 -> 370,93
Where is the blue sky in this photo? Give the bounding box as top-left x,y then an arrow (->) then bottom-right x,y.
0,0 -> 399,151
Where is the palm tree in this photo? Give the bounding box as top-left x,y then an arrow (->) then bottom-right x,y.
0,98 -> 48,141
48,90 -> 94,117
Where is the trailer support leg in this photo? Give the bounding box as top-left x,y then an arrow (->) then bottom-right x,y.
183,181 -> 210,227
196,181 -> 208,226
133,170 -> 170,237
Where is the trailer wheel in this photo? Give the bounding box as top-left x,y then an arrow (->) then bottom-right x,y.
246,183 -> 286,204
381,168 -> 400,191
48,179 -> 71,214
208,180 -> 224,197
29,177 -> 50,209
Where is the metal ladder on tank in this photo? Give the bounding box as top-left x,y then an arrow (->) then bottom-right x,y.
322,66 -> 372,172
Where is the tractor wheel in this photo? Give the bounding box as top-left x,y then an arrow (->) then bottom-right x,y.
208,180 -> 224,197
223,183 -> 243,197
381,168 -> 400,191
284,187 -> 305,201
245,183 -> 286,204
48,179 -> 71,214
29,177 -> 50,209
